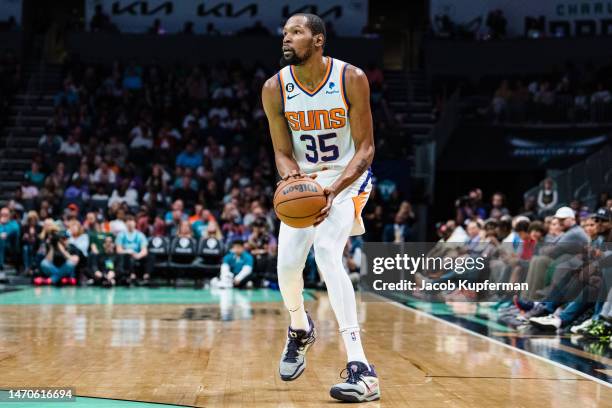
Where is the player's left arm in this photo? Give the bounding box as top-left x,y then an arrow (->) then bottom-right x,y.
314,65 -> 374,225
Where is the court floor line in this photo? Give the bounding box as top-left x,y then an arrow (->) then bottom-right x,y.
424,375 -> 589,381
373,293 -> 612,389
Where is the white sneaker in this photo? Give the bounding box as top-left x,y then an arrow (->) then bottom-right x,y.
530,314 -> 562,330
570,318 -> 592,334
330,361 -> 380,402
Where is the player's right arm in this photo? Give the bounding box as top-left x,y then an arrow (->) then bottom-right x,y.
261,76 -> 303,181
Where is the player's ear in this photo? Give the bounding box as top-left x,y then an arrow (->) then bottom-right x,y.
314,33 -> 324,48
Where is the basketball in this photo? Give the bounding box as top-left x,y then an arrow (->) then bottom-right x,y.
273,177 -> 326,228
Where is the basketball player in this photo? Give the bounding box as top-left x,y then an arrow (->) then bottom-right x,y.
262,13 -> 379,402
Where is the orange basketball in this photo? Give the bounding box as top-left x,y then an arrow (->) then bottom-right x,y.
273,177 -> 327,228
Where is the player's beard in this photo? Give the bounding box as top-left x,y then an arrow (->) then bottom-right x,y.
279,47 -> 313,68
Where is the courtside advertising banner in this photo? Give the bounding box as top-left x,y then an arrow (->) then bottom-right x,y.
430,0 -> 612,36
85,0 -> 368,35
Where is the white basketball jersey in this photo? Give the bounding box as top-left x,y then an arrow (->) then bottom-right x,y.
277,57 -> 353,174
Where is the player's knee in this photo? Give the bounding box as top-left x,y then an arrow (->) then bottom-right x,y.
313,243 -> 341,269
277,257 -> 305,276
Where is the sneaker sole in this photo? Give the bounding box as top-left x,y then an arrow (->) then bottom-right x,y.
280,360 -> 305,381
529,320 -> 559,330
329,387 -> 380,402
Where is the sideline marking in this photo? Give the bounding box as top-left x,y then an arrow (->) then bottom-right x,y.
371,293 -> 612,389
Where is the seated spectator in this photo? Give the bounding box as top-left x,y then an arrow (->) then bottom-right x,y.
40,229 -> 79,285
123,65 -> 143,90
490,192 -> 510,219
343,236 -> 363,284
54,79 -> 79,106
63,177 -> 89,207
246,218 -> 277,278
21,211 -> 42,275
109,207 -> 128,235
172,175 -> 199,208
58,130 -> 82,173
67,219 -> 90,259
182,108 -> 206,130
21,178 -> 40,202
202,221 -> 223,241
213,239 -> 254,288
108,179 -> 139,209
192,208 -> 217,240
164,199 -> 187,228
0,207 -> 20,269
115,214 -> 152,285
48,162 -> 69,190
91,236 -> 121,287
25,161 -> 46,188
176,141 -> 203,170
146,163 -> 171,194
91,161 -> 117,186
38,128 -> 62,171
465,220 -> 482,250
537,178 -> 558,216
383,212 -> 412,242
104,135 -> 129,168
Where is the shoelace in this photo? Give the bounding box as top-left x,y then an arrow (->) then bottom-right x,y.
283,331 -> 315,363
339,365 -> 371,392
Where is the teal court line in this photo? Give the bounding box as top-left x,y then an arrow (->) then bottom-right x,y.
0,391 -> 186,407
402,297 -> 514,333
0,287 -> 314,306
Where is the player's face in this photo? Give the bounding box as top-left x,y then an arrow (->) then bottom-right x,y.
281,16 -> 317,66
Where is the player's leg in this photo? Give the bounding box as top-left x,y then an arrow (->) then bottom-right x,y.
277,222 -> 315,329
277,222 -> 316,381
313,198 -> 380,402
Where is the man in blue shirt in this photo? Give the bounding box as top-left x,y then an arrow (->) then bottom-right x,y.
175,141 -> 202,170
220,240 -> 255,288
115,214 -> 153,285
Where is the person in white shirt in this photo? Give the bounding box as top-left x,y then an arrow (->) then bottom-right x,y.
130,131 -> 154,150
58,134 -> 82,157
208,104 -> 229,120
91,161 -> 116,185
108,179 -> 139,208
109,207 -> 128,235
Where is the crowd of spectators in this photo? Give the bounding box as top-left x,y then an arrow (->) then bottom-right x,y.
0,54 -> 412,289
421,186 -> 612,344
447,59 -> 612,123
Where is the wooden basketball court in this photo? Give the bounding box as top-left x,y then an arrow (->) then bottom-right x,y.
0,286 -> 610,407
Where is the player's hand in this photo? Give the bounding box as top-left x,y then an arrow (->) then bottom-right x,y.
314,186 -> 336,226
277,169 -> 317,186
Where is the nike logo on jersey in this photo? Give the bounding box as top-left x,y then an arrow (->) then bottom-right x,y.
285,108 -> 347,131
287,93 -> 301,100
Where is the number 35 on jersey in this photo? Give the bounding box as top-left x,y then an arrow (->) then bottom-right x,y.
277,57 -> 356,173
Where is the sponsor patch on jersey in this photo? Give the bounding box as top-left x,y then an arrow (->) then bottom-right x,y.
326,81 -> 339,95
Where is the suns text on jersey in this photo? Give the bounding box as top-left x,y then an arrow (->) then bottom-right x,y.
284,108 -> 347,131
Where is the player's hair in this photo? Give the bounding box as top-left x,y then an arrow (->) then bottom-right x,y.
292,13 -> 326,48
